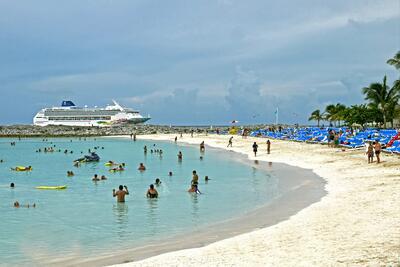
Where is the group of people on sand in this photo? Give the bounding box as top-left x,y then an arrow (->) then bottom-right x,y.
226,137 -> 271,156
366,141 -> 382,164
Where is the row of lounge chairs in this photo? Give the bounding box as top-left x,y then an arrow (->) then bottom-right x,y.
244,127 -> 400,153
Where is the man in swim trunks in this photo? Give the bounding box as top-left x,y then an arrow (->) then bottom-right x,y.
113,185 -> 129,202
374,141 -> 382,164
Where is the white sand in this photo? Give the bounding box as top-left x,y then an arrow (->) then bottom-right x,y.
110,134 -> 400,266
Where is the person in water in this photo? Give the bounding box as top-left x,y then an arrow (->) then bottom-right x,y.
10,182 -> 14,188
178,151 -> 183,160
92,174 -> 100,181
205,176 -> 210,182
138,163 -> 146,171
155,178 -> 161,186
200,141 -> 205,152
67,171 -> 74,176
252,142 -> 258,157
101,175 -> 107,180
146,184 -> 158,198
113,185 -> 129,202
188,184 -> 201,194
191,170 -> 199,186
144,146 -> 147,154
168,171 -> 173,176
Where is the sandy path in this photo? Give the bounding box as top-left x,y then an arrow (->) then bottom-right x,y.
110,134 -> 400,267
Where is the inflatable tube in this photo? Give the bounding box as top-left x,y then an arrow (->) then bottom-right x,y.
36,185 -> 67,190
105,162 -> 118,166
13,166 -> 32,171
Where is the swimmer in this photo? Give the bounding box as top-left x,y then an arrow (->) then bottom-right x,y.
144,146 -> 148,154
92,174 -> 100,181
10,182 -> 15,188
138,163 -> 146,171
205,176 -> 210,182
200,156 -> 203,160
146,184 -> 158,198
168,171 -> 173,176
113,185 -> 129,202
67,171 -> 74,177
155,178 -> 161,186
14,201 -> 20,208
178,151 -> 183,160
101,175 -> 107,180
188,184 -> 201,194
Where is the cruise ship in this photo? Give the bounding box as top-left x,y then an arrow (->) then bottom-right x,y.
33,100 -> 150,127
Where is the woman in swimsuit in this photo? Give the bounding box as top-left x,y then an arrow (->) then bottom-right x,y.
146,184 -> 158,198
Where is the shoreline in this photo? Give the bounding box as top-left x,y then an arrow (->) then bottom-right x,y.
107,133 -> 399,266
50,136 -> 325,267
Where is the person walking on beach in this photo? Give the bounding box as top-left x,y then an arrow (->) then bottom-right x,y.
113,185 -> 129,202
227,136 -> 233,147
252,142 -> 258,157
266,140 -> 271,154
366,142 -> 374,163
374,141 -> 382,164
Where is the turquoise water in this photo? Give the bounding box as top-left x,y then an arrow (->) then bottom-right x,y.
0,137 -> 279,266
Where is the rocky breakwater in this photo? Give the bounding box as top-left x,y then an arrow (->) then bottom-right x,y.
0,125 -> 233,137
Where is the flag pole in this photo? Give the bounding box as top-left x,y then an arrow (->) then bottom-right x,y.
275,107 -> 279,125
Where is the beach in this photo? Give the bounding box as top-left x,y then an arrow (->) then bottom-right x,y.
109,133 -> 400,267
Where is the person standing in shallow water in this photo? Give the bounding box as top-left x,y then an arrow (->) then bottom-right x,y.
113,185 -> 129,202
266,140 -> 271,154
252,142 -> 258,157
200,141 -> 205,152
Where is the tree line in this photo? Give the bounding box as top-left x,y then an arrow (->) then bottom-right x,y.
309,51 -> 400,128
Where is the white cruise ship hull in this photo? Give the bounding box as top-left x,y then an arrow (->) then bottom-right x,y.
33,100 -> 151,127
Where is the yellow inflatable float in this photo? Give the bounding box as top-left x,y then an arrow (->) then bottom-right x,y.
12,166 -> 32,172
36,185 -> 67,190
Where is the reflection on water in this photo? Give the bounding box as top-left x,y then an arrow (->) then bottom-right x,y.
190,194 -> 200,221
112,203 -> 128,238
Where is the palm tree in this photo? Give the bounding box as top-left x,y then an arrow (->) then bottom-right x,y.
324,103 -> 346,126
387,51 -> 400,70
308,109 -> 324,127
362,75 -> 400,128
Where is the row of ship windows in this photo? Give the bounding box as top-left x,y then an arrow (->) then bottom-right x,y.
48,117 -> 111,121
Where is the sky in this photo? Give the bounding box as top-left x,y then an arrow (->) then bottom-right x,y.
0,0 -> 399,125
